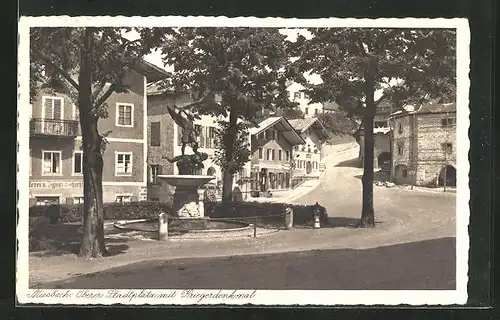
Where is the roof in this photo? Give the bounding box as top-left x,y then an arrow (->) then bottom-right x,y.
288,117 -> 331,141
133,60 -> 170,83
249,117 -> 306,146
390,101 -> 456,118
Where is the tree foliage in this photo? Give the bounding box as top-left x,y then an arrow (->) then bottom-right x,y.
154,27 -> 295,201
317,111 -> 359,136
29,27 -> 163,257
291,28 -> 456,227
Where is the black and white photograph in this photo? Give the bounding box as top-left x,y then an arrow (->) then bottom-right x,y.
17,16 -> 470,305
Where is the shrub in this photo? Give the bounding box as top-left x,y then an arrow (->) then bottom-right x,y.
29,201 -> 174,224
103,201 -> 174,220
205,201 -> 328,226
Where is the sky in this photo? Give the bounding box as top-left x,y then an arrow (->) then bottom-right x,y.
126,28 -> 389,99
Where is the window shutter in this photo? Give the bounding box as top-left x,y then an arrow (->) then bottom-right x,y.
150,122 -> 161,146
53,99 -> 62,119
44,98 -> 53,119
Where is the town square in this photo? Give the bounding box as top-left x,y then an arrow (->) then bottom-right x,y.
17,17 -> 469,305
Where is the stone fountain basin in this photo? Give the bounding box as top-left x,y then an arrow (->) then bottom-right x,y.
157,175 -> 215,188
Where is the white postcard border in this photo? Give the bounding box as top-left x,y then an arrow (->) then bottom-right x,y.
17,16 -> 470,306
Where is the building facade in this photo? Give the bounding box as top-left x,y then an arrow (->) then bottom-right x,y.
29,61 -> 167,206
390,102 -> 457,187
248,117 -> 305,196
288,118 -> 330,177
146,87 -> 250,202
355,99 -> 394,170
286,82 -> 324,118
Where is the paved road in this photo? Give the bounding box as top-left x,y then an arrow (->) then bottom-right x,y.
46,237 -> 455,290
293,146 -> 456,241
33,144 -> 457,289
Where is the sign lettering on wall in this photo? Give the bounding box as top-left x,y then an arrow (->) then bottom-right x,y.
29,181 -> 84,189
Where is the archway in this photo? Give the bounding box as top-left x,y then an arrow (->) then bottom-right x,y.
394,164 -> 409,184
206,166 -> 216,176
306,161 -> 312,174
377,152 -> 391,171
438,165 -> 456,187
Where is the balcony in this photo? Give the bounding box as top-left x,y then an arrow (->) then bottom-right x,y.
30,118 -> 80,137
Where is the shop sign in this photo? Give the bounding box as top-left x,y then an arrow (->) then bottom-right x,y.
29,181 -> 83,189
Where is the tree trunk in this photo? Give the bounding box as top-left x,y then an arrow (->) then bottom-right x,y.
358,58 -> 377,228
358,109 -> 376,228
221,108 -> 238,202
78,28 -> 108,258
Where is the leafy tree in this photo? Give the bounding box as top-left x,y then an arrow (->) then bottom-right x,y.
155,27 -> 294,201
317,110 -> 359,137
274,106 -> 305,119
291,28 -> 456,227
30,27 -> 163,257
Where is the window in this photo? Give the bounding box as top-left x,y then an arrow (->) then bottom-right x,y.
272,149 -> 276,160
398,145 -> 404,155
398,123 -> 403,134
150,122 -> 161,146
402,169 -> 408,178
294,92 -> 301,99
198,126 -> 205,148
115,152 -> 132,176
73,151 -> 83,175
443,142 -> 453,154
258,148 -> 263,159
72,103 -> 79,120
115,195 -> 132,203
206,127 -> 216,148
314,161 -> 318,169
149,164 -> 162,183
116,103 -> 133,127
375,121 -> 387,128
177,127 -> 183,146
285,151 -> 290,161
42,151 -> 62,175
314,109 -> 319,116
42,96 -> 63,119
273,131 -> 278,141
73,197 -> 84,204
266,148 -> 272,160
305,107 -> 309,115
441,118 -> 456,127
278,150 -> 282,161
307,146 -> 312,153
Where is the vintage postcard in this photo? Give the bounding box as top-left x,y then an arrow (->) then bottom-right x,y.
17,16 -> 470,305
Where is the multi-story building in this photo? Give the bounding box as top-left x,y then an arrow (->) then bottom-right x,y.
286,82 -> 324,118
389,102 -> 457,187
355,99 -> 394,170
247,117 -> 305,196
288,118 -> 330,177
28,61 -> 167,206
146,85 -> 251,202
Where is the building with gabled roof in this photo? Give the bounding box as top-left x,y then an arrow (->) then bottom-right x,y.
248,117 -> 305,196
288,117 -> 330,177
